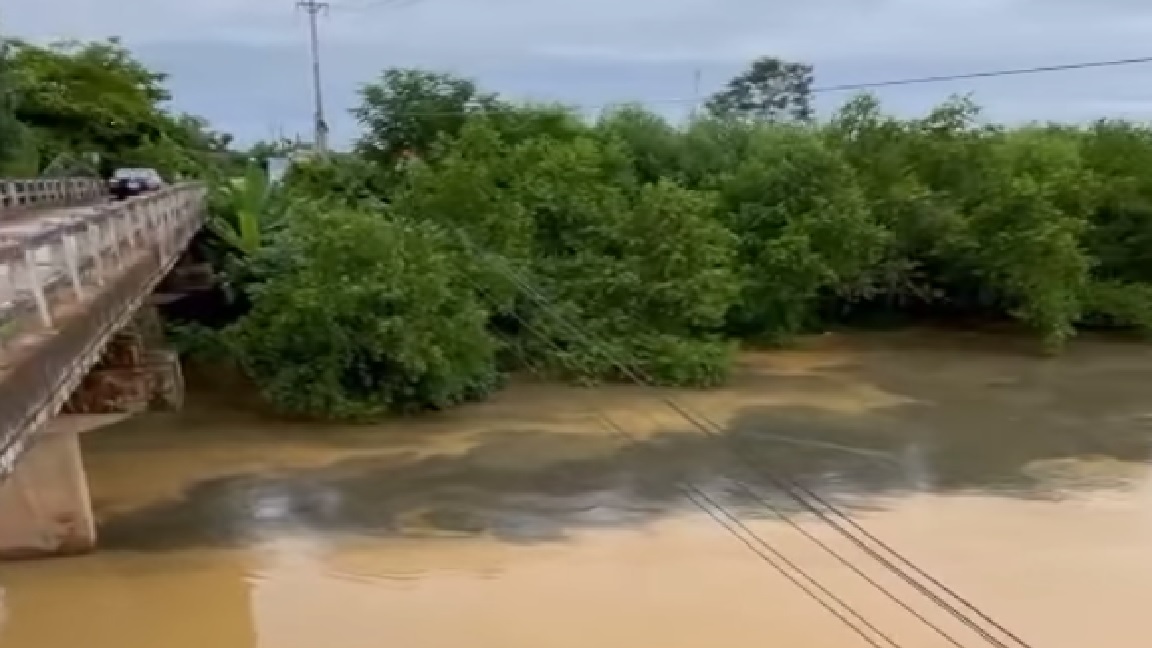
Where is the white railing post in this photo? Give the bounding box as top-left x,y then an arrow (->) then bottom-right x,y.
170,196 -> 183,250
152,200 -> 169,263
135,199 -> 147,247
133,200 -> 144,248
22,247 -> 52,329
166,201 -> 177,258
108,210 -> 124,270
0,250 -> 16,321
121,202 -> 135,250
62,230 -> 85,300
87,220 -> 106,285
0,252 -> 14,361
129,201 -> 140,249
168,194 -> 180,254
0,256 -> 14,302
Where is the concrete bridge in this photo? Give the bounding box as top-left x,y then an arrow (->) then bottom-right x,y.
0,178 -> 207,559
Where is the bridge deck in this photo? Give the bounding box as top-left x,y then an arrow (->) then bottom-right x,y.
0,185 -> 205,477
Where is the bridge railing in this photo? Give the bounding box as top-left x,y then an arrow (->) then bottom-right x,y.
0,184 -> 206,476
0,178 -> 106,216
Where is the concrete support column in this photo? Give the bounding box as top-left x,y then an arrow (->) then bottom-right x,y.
0,428 -> 96,560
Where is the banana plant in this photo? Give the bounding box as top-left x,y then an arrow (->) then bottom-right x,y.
208,160 -> 278,256
204,160 -> 301,308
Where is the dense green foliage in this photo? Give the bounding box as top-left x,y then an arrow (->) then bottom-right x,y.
0,37 -> 233,177
9,32 -> 1152,421
229,206 -> 502,418
191,59 -> 1152,418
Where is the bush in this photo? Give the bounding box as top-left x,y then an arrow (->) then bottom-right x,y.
226,204 -> 501,419
391,123 -> 741,387
711,125 -> 886,339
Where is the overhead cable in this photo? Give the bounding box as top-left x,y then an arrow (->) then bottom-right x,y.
346,54 -> 1152,118
496,334 -> 904,648
465,238 -> 1036,648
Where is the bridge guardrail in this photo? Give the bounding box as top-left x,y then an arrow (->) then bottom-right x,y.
0,178 -> 106,216
0,184 -> 206,477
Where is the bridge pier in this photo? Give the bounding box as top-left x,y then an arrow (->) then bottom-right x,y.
0,417 -> 116,559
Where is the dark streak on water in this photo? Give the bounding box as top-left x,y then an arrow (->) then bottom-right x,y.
89,332 -> 1152,551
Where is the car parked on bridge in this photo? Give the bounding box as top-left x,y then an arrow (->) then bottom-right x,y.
108,168 -> 163,200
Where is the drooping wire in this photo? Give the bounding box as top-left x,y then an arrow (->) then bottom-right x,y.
484,252 -> 1030,648
668,401 -> 1026,648
781,478 -> 1038,648
465,238 -> 1034,648
489,294 -> 974,648
498,335 -> 902,648
609,420 -> 901,648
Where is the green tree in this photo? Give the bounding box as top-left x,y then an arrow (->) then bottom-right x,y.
7,39 -> 167,165
0,38 -> 31,172
528,178 -> 739,386
712,125 -> 886,339
965,130 -> 1092,349
228,204 -> 501,418
596,105 -> 685,184
4,37 -> 225,177
503,133 -> 738,385
353,68 -> 498,166
283,154 -> 391,208
707,56 -> 815,122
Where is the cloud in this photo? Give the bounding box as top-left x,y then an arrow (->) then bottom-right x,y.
7,0 -> 1152,145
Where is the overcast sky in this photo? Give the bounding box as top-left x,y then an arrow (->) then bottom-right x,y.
6,0 -> 1152,147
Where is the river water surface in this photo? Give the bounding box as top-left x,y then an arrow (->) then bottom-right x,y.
2,331 -> 1152,648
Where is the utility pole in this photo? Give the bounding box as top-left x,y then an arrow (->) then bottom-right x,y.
691,68 -> 703,119
297,0 -> 330,155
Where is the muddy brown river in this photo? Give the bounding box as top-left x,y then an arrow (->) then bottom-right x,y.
2,331 -> 1151,648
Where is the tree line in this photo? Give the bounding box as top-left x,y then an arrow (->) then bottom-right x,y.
8,34 -> 1147,420
0,36 -> 245,177
189,58 -> 1152,420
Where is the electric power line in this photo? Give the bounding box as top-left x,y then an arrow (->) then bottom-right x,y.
357,54 -> 1152,118
464,238 -> 1037,648
812,55 -> 1152,93
497,335 -> 903,648
504,257 -> 1032,648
